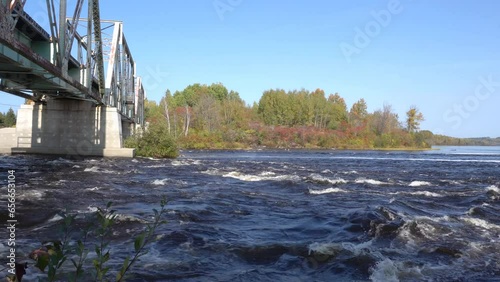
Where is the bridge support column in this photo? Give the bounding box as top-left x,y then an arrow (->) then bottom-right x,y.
11,99 -> 135,157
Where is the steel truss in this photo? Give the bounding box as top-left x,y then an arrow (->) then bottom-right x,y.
0,0 -> 145,125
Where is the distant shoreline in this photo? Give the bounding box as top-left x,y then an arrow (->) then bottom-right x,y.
180,144 -> 500,152
180,146 -> 437,152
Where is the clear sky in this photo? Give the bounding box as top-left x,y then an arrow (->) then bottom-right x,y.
1,0 -> 500,138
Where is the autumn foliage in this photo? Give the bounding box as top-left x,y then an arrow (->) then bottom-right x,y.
143,83 -> 431,150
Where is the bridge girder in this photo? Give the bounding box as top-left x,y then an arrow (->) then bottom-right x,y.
0,0 -> 145,126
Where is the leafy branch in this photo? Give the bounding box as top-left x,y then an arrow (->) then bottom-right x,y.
93,201 -> 117,281
27,199 -> 168,281
116,198 -> 167,281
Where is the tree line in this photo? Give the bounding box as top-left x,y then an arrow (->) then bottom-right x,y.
140,82 -> 430,151
431,135 -> 500,146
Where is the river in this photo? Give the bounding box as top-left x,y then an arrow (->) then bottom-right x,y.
1,146 -> 499,281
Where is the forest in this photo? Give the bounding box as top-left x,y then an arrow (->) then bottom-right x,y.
141,83 -> 432,151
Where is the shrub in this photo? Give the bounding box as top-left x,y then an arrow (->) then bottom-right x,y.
125,123 -> 179,158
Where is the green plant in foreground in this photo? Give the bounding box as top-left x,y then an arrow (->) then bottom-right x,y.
116,199 -> 167,282
93,202 -> 116,281
28,198 -> 168,281
29,211 -> 76,281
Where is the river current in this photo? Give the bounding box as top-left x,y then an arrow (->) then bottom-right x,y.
1,146 -> 499,281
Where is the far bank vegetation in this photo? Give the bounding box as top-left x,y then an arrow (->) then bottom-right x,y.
127,83 -> 435,156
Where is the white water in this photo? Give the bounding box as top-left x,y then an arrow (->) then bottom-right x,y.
409,181 -> 432,187
309,187 -> 348,195
222,171 -> 301,182
355,178 -> 388,185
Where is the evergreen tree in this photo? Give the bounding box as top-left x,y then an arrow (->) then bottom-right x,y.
3,108 -> 16,127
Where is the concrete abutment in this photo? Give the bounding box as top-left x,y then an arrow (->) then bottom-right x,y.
1,99 -> 136,157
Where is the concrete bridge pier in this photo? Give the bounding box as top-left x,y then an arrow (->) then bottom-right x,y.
6,99 -> 135,157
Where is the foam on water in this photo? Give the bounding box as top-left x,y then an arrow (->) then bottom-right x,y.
87,206 -> 98,213
308,242 -> 341,256
396,219 -> 442,247
409,181 -> 432,187
151,178 -> 188,186
271,174 -> 302,182
415,221 -> 440,239
307,242 -> 341,256
73,209 -> 148,224
308,240 -> 374,257
461,217 -> 500,230
152,178 -> 169,185
309,187 -> 348,195
17,190 -> 44,200
341,240 -> 374,256
83,166 -> 99,172
223,171 -> 263,182
407,191 -> 442,197
309,173 -> 347,185
486,185 -> 499,193
413,215 -> 452,223
355,178 -> 388,185
48,214 -> 64,222
84,166 -> 116,174
201,168 -> 220,175
223,171 -> 300,182
370,258 -> 423,282
171,159 -> 201,166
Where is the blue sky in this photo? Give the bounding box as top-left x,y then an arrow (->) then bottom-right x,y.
2,0 -> 500,137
